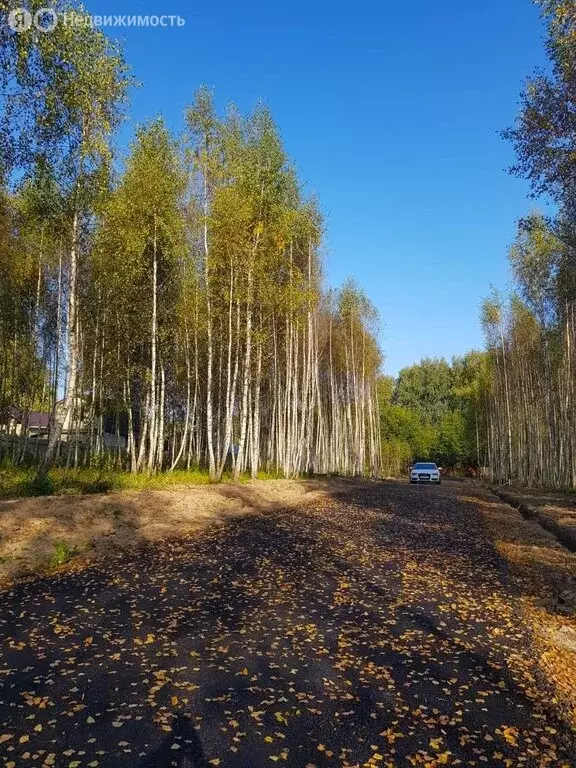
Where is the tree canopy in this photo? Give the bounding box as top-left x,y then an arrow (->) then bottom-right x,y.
0,25 -> 383,479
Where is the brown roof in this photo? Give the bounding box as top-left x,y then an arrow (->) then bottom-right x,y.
6,406 -> 53,429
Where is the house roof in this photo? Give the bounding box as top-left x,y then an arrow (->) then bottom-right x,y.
6,406 -> 53,429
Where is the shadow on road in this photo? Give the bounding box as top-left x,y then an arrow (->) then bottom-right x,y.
137,714 -> 209,768
0,479 -> 574,766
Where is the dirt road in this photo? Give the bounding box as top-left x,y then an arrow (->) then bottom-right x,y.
0,480 -> 574,767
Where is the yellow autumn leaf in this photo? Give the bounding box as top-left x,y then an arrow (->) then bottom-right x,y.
502,727 -> 518,747
429,738 -> 442,750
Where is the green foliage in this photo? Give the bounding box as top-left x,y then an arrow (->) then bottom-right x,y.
1,19 -> 383,482
491,1 -> 576,488
5,0 -> 131,177
113,470 -> 213,491
504,1 -> 576,213
377,376 -> 395,406
380,438 -> 412,478
381,405 -> 435,458
95,117 -> 186,338
105,119 -> 185,259
52,541 -> 77,567
379,352 -> 486,473
394,359 -> 455,425
0,466 -> 236,499
509,215 -> 565,328
25,474 -> 55,497
435,411 -> 468,468
480,221 -> 576,486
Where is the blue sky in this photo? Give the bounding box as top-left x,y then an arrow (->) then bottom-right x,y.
89,0 -> 548,376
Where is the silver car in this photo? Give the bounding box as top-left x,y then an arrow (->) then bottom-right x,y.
409,462 -> 441,484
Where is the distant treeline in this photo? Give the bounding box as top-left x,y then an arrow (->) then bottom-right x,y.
378,356 -> 486,477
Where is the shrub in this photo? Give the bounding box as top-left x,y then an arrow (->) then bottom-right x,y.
52,541 -> 78,567
26,474 -> 55,497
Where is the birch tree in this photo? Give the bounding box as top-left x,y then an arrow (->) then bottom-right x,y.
95,119 -> 186,473
21,6 -> 132,475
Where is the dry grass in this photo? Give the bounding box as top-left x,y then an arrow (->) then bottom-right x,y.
463,487 -> 576,726
0,478 -> 345,584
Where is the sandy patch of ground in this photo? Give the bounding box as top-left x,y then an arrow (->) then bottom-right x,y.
0,478 -> 362,584
494,485 -> 576,551
462,485 -> 576,725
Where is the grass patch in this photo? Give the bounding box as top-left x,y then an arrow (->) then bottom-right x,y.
255,469 -> 285,481
0,466 -> 259,499
112,469 -> 212,492
24,473 -> 55,497
51,541 -> 78,567
0,462 -> 289,500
